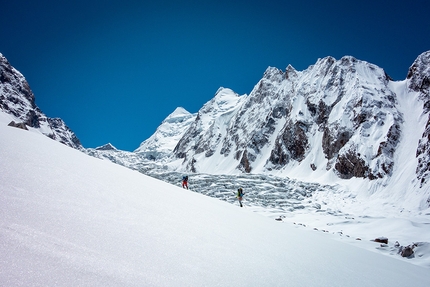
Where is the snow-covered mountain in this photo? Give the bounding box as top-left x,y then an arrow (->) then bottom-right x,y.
111,52 -> 424,210
135,106 -> 196,159
0,53 -> 82,149
173,87 -> 246,171
175,56 -> 405,178
80,51 -> 430,214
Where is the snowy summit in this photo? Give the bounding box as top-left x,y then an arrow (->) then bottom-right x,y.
134,107 -> 196,160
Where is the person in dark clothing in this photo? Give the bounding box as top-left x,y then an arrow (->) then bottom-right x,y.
237,187 -> 244,207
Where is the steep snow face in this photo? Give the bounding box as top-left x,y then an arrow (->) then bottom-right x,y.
0,53 -> 82,149
134,107 -> 196,159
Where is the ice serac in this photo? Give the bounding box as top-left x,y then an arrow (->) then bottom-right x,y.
135,107 -> 196,160
0,53 -> 82,149
407,51 -> 430,186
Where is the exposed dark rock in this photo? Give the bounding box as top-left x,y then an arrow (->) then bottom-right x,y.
335,150 -> 369,179
374,237 -> 388,244
188,157 -> 197,173
238,150 -> 252,173
269,120 -> 310,166
8,121 -> 28,130
322,127 -> 352,161
306,100 -> 332,126
400,245 -> 414,258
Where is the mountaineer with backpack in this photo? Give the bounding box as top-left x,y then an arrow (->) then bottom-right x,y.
182,175 -> 189,189
237,187 -> 244,207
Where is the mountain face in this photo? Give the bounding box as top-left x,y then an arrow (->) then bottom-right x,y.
0,53 -> 82,149
148,52 -> 429,198
174,56 -> 405,180
407,52 -> 430,187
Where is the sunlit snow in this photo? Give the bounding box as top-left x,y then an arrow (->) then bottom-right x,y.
1,111 -> 430,286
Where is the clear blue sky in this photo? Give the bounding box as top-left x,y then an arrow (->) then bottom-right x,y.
1,0 -> 429,151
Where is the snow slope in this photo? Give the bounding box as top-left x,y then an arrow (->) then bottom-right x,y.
1,111 -> 430,286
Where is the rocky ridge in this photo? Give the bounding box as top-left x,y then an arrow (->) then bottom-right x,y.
0,53 -> 82,149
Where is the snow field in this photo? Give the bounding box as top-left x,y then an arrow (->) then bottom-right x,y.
1,112 -> 430,286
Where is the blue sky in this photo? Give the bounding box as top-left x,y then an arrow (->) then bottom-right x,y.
1,0 -> 429,151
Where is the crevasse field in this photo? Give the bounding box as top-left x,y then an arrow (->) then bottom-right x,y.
1,112 -> 430,287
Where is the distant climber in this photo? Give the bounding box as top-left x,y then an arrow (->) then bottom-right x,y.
237,187 -> 244,207
182,175 -> 189,189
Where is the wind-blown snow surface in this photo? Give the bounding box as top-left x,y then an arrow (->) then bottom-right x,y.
1,112 -> 430,287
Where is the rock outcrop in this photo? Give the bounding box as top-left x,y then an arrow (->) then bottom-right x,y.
0,53 -> 82,149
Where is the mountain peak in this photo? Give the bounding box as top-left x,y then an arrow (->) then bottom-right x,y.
134,107 -> 196,157
407,50 -> 430,93
169,107 -> 191,117
162,107 -> 194,125
95,143 -> 117,151
262,66 -> 285,82
212,87 -> 243,106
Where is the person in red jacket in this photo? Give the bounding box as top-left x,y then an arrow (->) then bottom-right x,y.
182,175 -> 189,189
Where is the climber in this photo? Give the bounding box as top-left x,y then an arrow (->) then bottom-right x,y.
182,175 -> 189,190
237,187 -> 244,207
